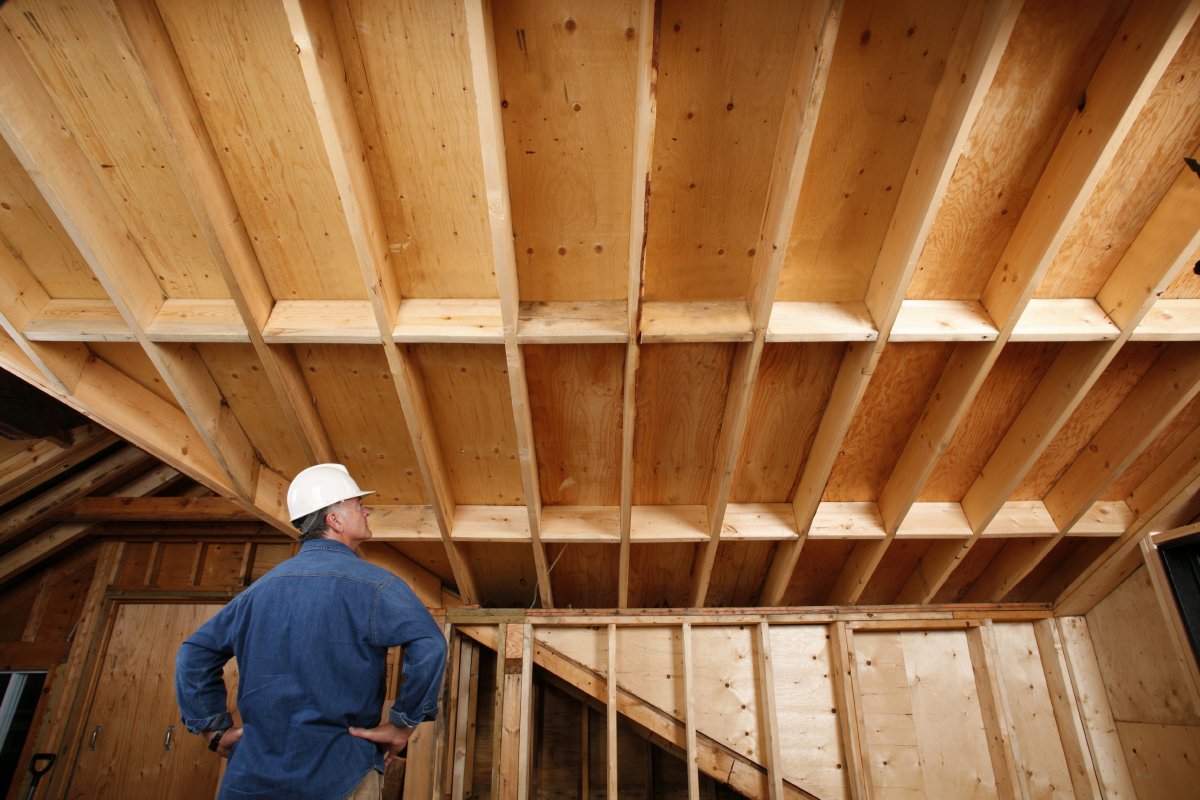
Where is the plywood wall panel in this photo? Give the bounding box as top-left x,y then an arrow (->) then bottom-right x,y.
990,623 -> 1076,799
705,540 -> 775,607
548,542 -> 619,608
89,343 -> 179,407
1117,721 -> 1200,799
770,625 -> 848,800
617,625 -> 684,718
8,0 -> 228,300
690,625 -> 765,762
859,539 -> 933,605
643,0 -> 805,301
628,542 -> 694,607
158,0 -> 363,301
525,344 -> 623,506
1103,389 -> 1200,500
337,0 -> 495,299
781,539 -> 855,605
197,343 -> 308,477
633,344 -> 732,505
1086,567 -> 1200,725
493,0 -> 638,302
780,0 -> 966,303
1016,342 -> 1164,499
413,343 -> 523,504
1037,20 -> 1200,298
298,344 -> 426,504
0,138 -> 101,299
921,342 -> 1061,501
733,343 -> 843,503
855,630 -> 1001,799
908,0 -> 1129,300
825,343 -> 952,502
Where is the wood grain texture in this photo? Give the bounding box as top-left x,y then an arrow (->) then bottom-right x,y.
781,0 -> 967,303
644,0 -> 806,300
525,344 -> 623,505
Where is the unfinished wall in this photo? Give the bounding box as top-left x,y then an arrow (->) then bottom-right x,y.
1086,565 -> 1200,798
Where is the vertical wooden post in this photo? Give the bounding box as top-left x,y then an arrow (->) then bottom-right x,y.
449,638 -> 476,800
755,622 -> 784,800
1033,619 -> 1103,799
607,623 -> 619,799
830,622 -> 871,800
517,623 -> 534,799
681,623 -> 699,800
965,623 -> 1024,800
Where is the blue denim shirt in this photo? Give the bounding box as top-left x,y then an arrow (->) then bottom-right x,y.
175,539 -> 447,799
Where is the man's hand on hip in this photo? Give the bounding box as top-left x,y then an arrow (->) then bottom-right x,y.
349,721 -> 415,765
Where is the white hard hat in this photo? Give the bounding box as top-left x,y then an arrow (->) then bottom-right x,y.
286,463 -> 374,522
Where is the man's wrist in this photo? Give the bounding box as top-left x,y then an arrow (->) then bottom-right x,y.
207,727 -> 230,752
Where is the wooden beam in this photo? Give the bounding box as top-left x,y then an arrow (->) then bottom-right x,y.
756,622 -> 784,800
682,622 -> 700,800
0,445 -> 152,547
0,244 -> 88,394
0,641 -> 71,671
1044,343 -> 1200,531
281,0 -> 477,603
881,0 -> 1198,531
518,622 -> 534,800
965,624 -> 1023,800
829,622 -> 870,800
459,623 -> 824,800
60,496 -> 253,522
765,0 -> 1019,604
619,0 -> 659,609
0,26 -> 262,501
608,623 -> 619,800
1033,620 -> 1103,799
463,0 -> 552,607
692,0 -> 840,607
111,0 -> 335,466
0,423 -> 117,507
964,159 -> 1200,534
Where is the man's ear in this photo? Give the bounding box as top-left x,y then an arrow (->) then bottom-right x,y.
325,508 -> 340,532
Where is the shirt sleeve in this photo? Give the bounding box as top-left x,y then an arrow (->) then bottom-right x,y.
175,603 -> 237,734
372,577 -> 448,727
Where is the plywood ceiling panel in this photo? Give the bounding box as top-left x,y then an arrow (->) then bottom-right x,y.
338,0 -> 496,299
158,0 -> 363,301
643,0 -> 805,301
494,0 -> 639,302
525,343 -> 623,506
908,0 -> 1129,300
9,0 -> 226,300
781,0 -> 966,303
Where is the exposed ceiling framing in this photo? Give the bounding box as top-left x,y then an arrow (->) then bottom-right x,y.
0,0 -> 1198,610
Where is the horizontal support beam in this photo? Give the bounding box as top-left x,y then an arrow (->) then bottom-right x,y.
23,297 -> 1200,345
61,496 -> 255,522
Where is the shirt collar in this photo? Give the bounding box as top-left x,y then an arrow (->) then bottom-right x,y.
299,538 -> 359,557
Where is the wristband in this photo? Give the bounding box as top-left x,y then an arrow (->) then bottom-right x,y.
208,728 -> 230,752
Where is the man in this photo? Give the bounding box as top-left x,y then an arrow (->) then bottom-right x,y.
175,463 -> 447,799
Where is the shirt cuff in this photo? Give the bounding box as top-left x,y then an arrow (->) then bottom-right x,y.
389,707 -> 430,728
182,711 -> 233,735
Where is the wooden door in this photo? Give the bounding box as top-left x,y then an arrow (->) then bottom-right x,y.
66,603 -> 235,799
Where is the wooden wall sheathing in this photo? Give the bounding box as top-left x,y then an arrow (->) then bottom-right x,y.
824,343 -> 951,501
782,0 -> 967,304
525,344 -> 624,506
907,0 -> 1130,301
334,0 -> 495,300
1086,566 -> 1200,797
